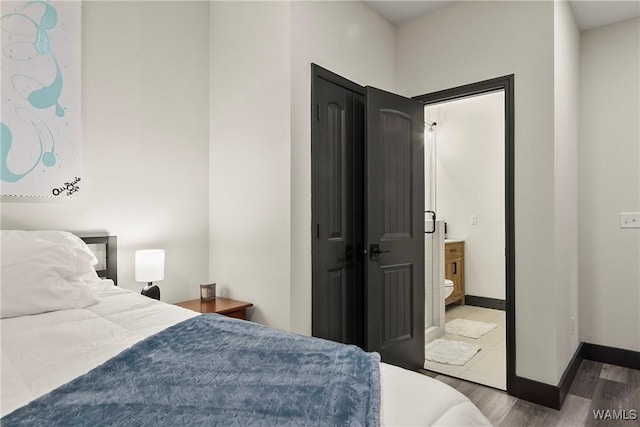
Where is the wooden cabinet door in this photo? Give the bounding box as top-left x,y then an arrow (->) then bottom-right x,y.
445,242 -> 465,305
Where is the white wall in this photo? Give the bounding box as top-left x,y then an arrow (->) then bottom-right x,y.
1,1 -> 210,304
553,0 -> 581,381
579,17 -> 640,352
289,1 -> 396,334
396,1 -> 561,384
425,91 -> 505,300
209,1 -> 396,334
208,1 -> 395,333
209,2 -> 291,330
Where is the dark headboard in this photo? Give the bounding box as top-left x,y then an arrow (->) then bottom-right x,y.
81,236 -> 118,286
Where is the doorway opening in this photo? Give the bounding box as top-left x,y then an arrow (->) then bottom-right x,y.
415,75 -> 515,393
422,91 -> 507,390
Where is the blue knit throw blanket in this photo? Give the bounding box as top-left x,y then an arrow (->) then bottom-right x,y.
2,314 -> 381,426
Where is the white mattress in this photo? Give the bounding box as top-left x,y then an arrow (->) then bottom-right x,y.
1,281 -> 490,426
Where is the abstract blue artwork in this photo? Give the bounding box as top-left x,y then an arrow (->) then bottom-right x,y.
1,1 -> 81,197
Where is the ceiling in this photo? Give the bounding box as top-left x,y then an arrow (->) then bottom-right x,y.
364,1 -> 640,31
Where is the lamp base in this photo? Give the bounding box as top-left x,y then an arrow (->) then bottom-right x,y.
141,283 -> 160,300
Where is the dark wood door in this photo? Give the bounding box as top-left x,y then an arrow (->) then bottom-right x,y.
312,72 -> 365,347
364,86 -> 425,370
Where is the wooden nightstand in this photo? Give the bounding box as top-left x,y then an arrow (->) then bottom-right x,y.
175,297 -> 253,320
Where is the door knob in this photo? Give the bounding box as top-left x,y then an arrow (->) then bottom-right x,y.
369,244 -> 391,259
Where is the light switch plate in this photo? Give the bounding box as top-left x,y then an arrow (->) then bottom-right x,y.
620,212 -> 640,228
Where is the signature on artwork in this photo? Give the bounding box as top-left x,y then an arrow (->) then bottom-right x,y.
52,177 -> 81,196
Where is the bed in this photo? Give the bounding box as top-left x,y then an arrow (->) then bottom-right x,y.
0,230 -> 491,426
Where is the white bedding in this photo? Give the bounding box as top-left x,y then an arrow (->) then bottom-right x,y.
1,281 -> 490,426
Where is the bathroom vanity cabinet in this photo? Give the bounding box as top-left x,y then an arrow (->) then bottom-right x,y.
444,241 -> 465,306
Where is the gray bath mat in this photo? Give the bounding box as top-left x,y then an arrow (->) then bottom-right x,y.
445,318 -> 497,339
425,338 -> 481,366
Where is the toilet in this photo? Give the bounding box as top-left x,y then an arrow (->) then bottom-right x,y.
444,279 -> 454,299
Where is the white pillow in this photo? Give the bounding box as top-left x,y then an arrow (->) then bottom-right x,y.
1,230 -> 99,266
1,239 -> 97,318
1,230 -> 102,284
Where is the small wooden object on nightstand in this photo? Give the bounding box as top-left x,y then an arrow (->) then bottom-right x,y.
175,297 -> 253,320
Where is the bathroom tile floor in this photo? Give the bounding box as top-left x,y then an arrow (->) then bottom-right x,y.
424,304 -> 507,390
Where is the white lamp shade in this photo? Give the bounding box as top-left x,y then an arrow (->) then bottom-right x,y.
135,250 -> 165,282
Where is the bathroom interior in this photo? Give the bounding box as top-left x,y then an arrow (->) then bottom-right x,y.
422,90 -> 507,390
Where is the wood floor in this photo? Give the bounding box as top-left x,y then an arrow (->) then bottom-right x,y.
423,360 -> 640,426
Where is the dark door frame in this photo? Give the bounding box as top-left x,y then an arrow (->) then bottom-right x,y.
311,66 -> 516,393
413,74 -> 516,393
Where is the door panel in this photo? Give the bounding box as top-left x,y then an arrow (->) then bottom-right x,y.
312,75 -> 364,347
327,103 -> 345,240
320,268 -> 346,342
365,86 -> 425,370
380,109 -> 413,239
381,264 -> 413,343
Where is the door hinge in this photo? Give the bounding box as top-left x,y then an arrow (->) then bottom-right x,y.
316,104 -> 320,121
316,224 -> 320,239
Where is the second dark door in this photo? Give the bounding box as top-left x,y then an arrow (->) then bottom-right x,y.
311,71 -> 365,347
364,86 -> 425,370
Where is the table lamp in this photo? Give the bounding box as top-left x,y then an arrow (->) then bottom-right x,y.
135,249 -> 165,300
